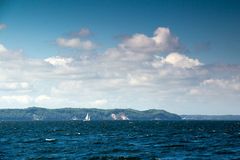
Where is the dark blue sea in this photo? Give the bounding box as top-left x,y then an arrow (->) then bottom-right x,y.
0,121 -> 240,160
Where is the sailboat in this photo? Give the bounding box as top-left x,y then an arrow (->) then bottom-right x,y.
83,113 -> 91,121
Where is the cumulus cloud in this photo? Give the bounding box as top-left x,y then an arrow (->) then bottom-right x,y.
0,24 -> 7,30
121,34 -> 156,53
103,27 -> 183,63
56,38 -> 95,50
0,27 -> 239,113
164,53 -> 202,68
0,26 -> 205,109
152,52 -> 202,69
44,56 -> 73,66
119,27 -> 180,53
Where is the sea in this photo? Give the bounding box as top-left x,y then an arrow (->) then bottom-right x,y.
0,121 -> 239,160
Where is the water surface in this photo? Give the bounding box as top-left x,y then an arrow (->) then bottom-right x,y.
0,121 -> 239,159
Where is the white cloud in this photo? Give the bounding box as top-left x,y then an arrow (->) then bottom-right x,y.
120,27 -> 180,53
104,47 -> 149,61
0,24 -> 7,30
103,27 -> 183,63
56,38 -> 95,50
0,43 -> 23,59
0,95 -> 32,105
0,27 -> 239,114
202,77 -> 240,91
127,74 -> 153,86
188,88 -> 202,95
56,38 -> 80,48
35,95 -> 51,103
153,27 -> 180,51
121,34 -> 155,53
44,56 -> 73,66
188,76 -> 240,98
56,80 -> 82,91
164,52 -> 202,68
0,82 -> 30,90
0,44 -> 8,53
90,99 -> 108,107
152,52 -> 202,69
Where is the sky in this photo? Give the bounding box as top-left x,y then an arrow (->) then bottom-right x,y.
0,0 -> 240,114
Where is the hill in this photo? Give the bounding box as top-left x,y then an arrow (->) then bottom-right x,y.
0,107 -> 181,121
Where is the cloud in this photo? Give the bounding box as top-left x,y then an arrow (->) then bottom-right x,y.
53,80 -> 82,93
119,27 -> 180,53
188,76 -> 240,98
0,43 -> 23,59
0,82 -> 30,90
0,95 -> 32,105
90,99 -> 108,107
202,77 -> 240,92
103,27 -> 183,63
44,56 -> 73,66
121,34 -> 155,53
0,24 -> 7,30
78,28 -> 91,37
188,88 -> 202,95
35,95 -> 51,103
56,38 -> 96,50
0,44 -> 7,53
0,27 -> 239,113
127,73 -> 153,86
152,52 -> 202,69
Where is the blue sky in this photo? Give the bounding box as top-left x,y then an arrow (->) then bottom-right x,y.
0,0 -> 240,114
1,0 -> 240,62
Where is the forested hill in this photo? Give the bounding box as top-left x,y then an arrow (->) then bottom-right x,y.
0,107 -> 181,121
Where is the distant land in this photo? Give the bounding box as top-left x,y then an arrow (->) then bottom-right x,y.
0,107 -> 181,121
0,107 -> 239,121
181,115 -> 240,121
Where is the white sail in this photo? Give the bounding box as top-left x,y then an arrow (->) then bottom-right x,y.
83,113 -> 90,121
